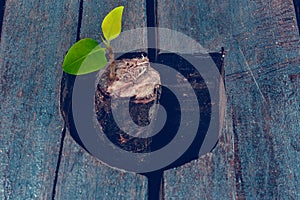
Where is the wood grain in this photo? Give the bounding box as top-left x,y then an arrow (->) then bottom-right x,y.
1,0 -> 299,199
0,1 -> 79,199
54,130 -> 147,200
55,1 -> 148,199
158,0 -> 300,199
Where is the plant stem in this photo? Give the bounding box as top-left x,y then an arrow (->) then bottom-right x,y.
107,46 -> 115,80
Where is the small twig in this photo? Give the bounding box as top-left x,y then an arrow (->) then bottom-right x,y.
107,46 -> 115,80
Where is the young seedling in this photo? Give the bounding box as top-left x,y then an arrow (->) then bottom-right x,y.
62,6 -> 124,80
63,5 -> 161,102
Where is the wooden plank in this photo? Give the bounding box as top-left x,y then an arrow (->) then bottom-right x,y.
54,129 -> 148,200
158,0 -> 300,199
55,1 -> 149,199
0,1 -> 80,199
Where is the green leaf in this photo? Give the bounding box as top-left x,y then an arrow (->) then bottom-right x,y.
101,6 -> 124,42
63,38 -> 107,75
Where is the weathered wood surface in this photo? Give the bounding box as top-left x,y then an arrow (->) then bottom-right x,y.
158,0 -> 300,199
1,0 -> 299,199
0,0 -> 148,199
55,1 -> 148,200
0,1 -> 79,199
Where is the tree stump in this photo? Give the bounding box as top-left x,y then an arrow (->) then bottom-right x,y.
95,56 -> 161,153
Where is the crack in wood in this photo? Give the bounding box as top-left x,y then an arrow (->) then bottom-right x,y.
0,0 -> 6,42
145,0 -> 166,199
53,1 -> 84,199
238,46 -> 267,103
146,0 -> 159,61
51,125 -> 67,200
76,0 -> 84,41
293,0 -> 300,35
226,57 -> 300,82
144,170 -> 165,200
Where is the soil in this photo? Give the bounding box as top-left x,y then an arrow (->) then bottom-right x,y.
94,56 -> 161,153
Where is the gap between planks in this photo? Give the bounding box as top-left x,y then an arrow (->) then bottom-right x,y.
52,1 -> 84,199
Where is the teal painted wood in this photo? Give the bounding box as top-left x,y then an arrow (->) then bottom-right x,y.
0,1 -> 80,199
54,1 -> 148,199
158,0 -> 300,199
54,130 -> 148,200
80,0 -> 147,40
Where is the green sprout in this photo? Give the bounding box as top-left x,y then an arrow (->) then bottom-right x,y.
62,6 -> 124,79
